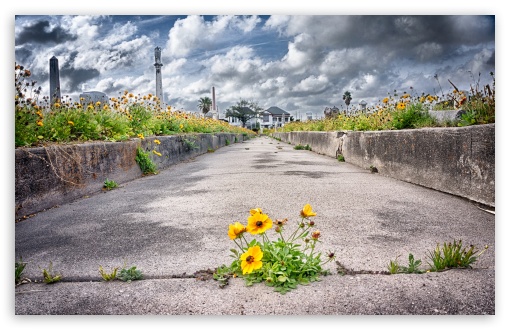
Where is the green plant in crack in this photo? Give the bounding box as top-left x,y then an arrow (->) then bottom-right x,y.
15,256 -> 28,285
387,256 -> 401,274
294,144 -> 312,151
426,240 -> 488,272
183,137 -> 199,151
103,178 -> 118,190
41,261 -> 62,284
117,266 -> 143,282
135,147 -> 157,175
99,265 -> 119,281
337,154 -> 345,162
400,253 -> 423,274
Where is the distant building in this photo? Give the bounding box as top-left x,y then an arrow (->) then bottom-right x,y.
305,112 -> 313,121
261,106 -> 291,128
80,91 -> 109,106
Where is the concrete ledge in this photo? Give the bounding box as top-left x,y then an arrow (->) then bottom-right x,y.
15,133 -> 245,219
273,124 -> 494,207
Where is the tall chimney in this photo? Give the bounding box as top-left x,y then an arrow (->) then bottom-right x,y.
154,47 -> 163,104
49,56 -> 61,104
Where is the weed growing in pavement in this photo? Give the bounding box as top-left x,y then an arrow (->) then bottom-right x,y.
426,240 -> 488,272
337,154 -> 345,162
41,262 -> 62,284
387,240 -> 489,274
294,144 -> 312,151
15,256 -> 28,285
99,266 -> 119,281
117,266 -> 143,282
103,178 -> 118,190
214,204 -> 336,294
387,253 -> 424,274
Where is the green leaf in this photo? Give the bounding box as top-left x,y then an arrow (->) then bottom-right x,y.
277,275 -> 288,282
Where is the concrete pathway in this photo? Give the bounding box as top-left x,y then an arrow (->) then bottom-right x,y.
14,135 -> 496,316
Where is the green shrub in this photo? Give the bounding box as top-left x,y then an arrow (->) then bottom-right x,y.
135,147 -> 157,175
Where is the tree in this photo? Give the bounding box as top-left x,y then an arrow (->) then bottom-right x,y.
197,96 -> 212,115
342,91 -> 352,110
225,99 -> 263,128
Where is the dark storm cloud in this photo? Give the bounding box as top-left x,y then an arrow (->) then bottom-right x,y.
14,46 -> 32,66
60,67 -> 100,93
15,19 -> 77,45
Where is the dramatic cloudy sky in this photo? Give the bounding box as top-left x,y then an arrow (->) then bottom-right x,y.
14,14 -> 495,118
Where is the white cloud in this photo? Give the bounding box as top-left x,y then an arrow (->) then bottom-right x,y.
293,75 -> 329,93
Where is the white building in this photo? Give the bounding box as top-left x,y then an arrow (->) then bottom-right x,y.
261,106 -> 291,128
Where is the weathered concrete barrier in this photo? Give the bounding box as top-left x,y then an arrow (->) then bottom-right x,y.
15,133 -> 245,220
273,124 -> 494,207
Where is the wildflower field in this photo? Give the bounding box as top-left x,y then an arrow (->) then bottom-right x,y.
281,73 -> 495,133
15,64 -> 255,148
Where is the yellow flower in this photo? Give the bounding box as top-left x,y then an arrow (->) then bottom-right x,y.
154,139 -> 161,145
250,208 -> 263,215
36,110 -> 43,118
228,222 -> 246,240
137,133 -> 144,139
240,246 -> 263,275
68,121 -> 74,126
402,94 -> 410,99
152,150 -> 162,157
300,204 -> 316,218
246,211 -> 272,235
382,97 -> 389,104
397,102 -> 406,110
179,124 -> 184,130
36,120 -> 43,126
54,103 -> 61,108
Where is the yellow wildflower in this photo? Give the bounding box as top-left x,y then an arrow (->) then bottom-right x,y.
300,204 -> 316,218
382,97 -> 389,104
240,246 -> 263,275
250,208 -> 263,215
68,121 -> 74,126
246,211 -> 273,235
36,120 -> 43,126
152,150 -> 162,157
154,139 -> 161,145
228,222 -> 246,240
137,133 -> 144,139
397,102 -> 406,110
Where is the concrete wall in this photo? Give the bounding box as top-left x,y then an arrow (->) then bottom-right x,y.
15,133 -> 245,220
273,124 -> 495,207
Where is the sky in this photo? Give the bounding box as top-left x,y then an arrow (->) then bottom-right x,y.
14,14 -> 495,119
